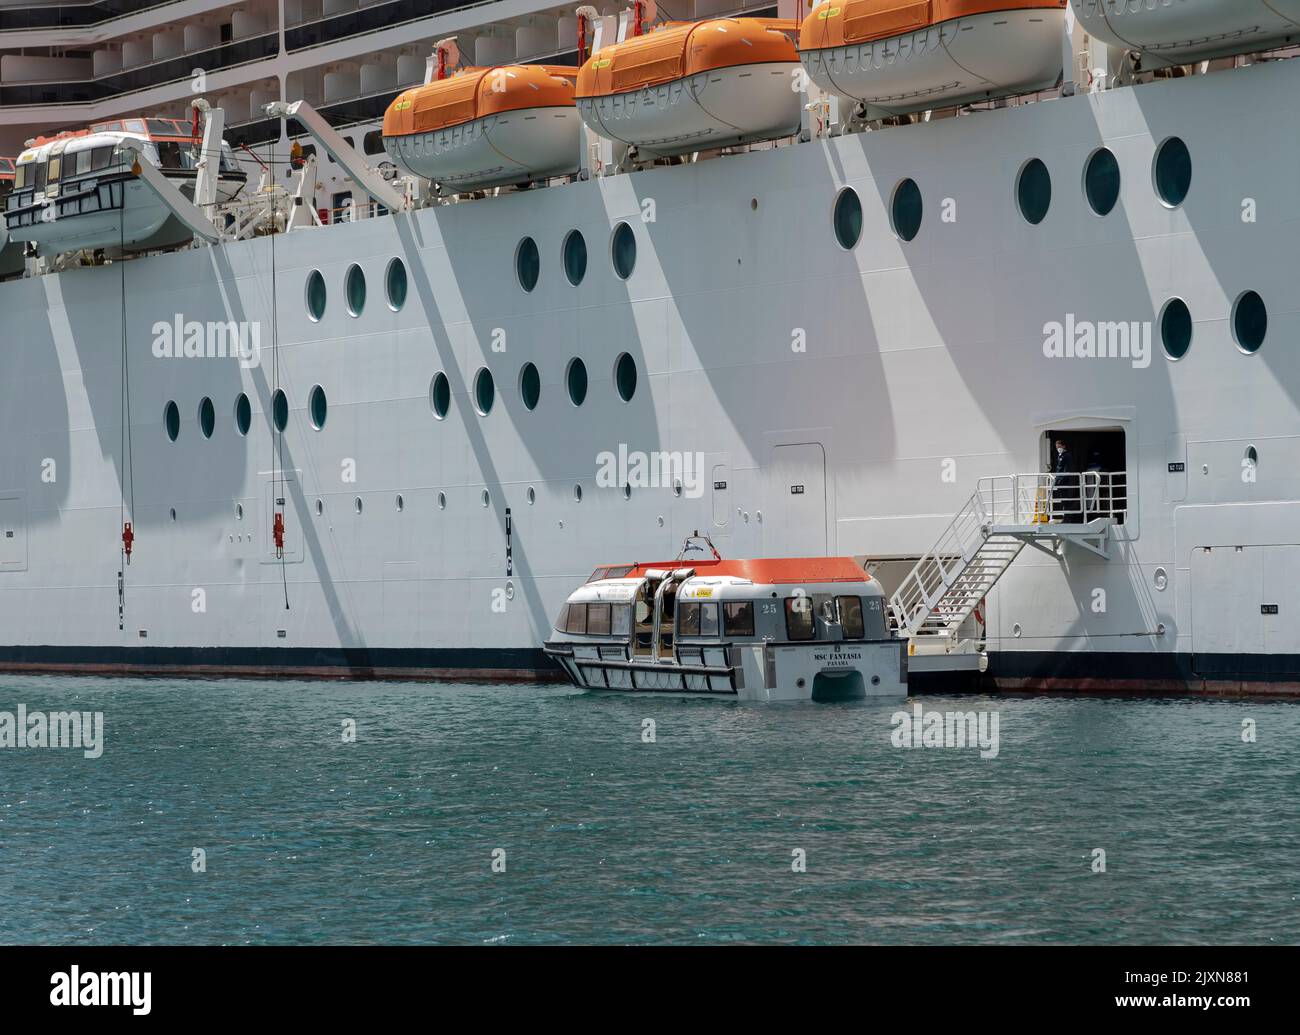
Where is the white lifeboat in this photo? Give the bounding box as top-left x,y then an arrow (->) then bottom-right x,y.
3,117 -> 246,257
382,66 -> 581,190
574,18 -> 802,159
799,1 -> 1068,119
1070,0 -> 1300,66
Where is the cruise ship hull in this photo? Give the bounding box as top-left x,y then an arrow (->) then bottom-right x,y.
2,58 -> 1298,694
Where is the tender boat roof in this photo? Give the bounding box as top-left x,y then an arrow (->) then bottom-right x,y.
588,557 -> 870,585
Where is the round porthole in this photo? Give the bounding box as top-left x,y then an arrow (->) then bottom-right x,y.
1153,136 -> 1191,208
272,389 -> 289,431
611,222 -> 636,280
395,494 -> 404,512
164,401 -> 180,442
235,503 -> 244,520
1154,567 -> 1168,592
1017,158 -> 1051,225
614,352 -> 637,402
566,358 -> 588,406
573,484 -> 583,503
1084,147 -> 1121,216
473,367 -> 495,416
1245,445 -> 1258,467
516,236 -> 540,292
305,270 -> 326,321
315,498 -> 324,516
1232,291 -> 1267,354
308,384 -> 327,430
430,372 -> 450,419
527,486 -> 536,505
198,396 -> 215,439
891,178 -> 923,241
345,263 -> 366,316
481,490 -> 490,508
622,484 -> 632,501
832,187 -> 862,249
169,507 -> 177,521
519,362 -> 541,411
438,492 -> 447,510
1160,298 -> 1193,360
354,496 -> 363,515
386,257 -> 407,311
563,230 -> 586,286
234,393 -> 251,436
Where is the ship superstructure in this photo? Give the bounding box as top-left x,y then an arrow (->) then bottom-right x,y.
0,1 -> 1298,692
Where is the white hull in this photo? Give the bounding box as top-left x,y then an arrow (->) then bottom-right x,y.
801,9 -> 1065,117
385,107 -> 581,190
577,62 -> 801,158
1071,0 -> 1300,66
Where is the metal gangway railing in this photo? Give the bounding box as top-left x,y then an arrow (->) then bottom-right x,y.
888,471 -> 1127,642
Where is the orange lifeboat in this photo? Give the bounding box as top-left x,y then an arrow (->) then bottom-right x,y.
575,18 -> 802,158
382,65 -> 581,190
799,1 -> 1067,119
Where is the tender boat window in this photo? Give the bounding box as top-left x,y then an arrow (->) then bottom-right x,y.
91,146 -> 113,172
586,567 -> 608,583
785,597 -> 816,641
587,603 -> 612,636
699,602 -> 719,637
678,601 -> 701,637
612,604 -> 631,637
564,603 -> 588,635
47,156 -> 61,183
604,565 -> 634,579
722,601 -> 754,637
838,596 -> 865,639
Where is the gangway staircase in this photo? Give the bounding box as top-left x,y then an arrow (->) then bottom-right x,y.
889,472 -> 1126,650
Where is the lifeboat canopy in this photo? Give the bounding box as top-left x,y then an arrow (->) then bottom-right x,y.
799,1 -> 1067,119
574,18 -> 802,159
382,65 -> 581,191
1068,0 -> 1300,66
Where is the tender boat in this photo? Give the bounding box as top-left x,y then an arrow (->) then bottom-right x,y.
382,65 -> 582,190
3,116 -> 246,257
1070,0 -> 1300,66
0,158 -> 22,278
544,535 -> 907,701
799,0 -> 1067,120
575,18 -> 802,158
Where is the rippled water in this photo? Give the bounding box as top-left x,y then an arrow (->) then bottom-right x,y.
0,675 -> 1296,944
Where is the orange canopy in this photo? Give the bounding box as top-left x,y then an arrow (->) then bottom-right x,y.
575,18 -> 799,99
800,0 -> 1065,51
383,65 -> 577,137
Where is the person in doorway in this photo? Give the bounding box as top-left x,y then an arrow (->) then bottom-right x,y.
1050,438 -> 1077,521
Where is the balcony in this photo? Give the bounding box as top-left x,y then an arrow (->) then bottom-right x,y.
0,0 -> 185,32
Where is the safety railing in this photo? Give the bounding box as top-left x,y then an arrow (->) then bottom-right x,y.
976,471 -> 1128,526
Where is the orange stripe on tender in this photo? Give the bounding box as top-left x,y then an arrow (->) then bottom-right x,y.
800,0 -> 1066,51
605,557 -> 870,585
575,18 -> 800,100
383,65 -> 577,137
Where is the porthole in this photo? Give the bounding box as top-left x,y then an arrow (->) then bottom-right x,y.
198,396 -> 215,439
307,384 -> 327,430
519,362 -> 541,411
566,357 -> 588,406
1232,290 -> 1267,354
473,367 -> 495,416
438,492 -> 447,510
1084,147 -> 1121,216
563,230 -> 587,286
235,503 -> 244,520
164,400 -> 180,442
1016,158 -> 1051,225
272,389 -> 289,431
673,480 -> 683,498
1153,136 -> 1191,208
614,352 -> 637,402
305,269 -> 326,321
832,187 -> 862,249
527,486 -> 536,505
429,372 -> 450,419
611,222 -> 636,280
890,178 -> 923,242
169,507 -> 177,521
481,489 -> 490,508
315,498 -> 324,516
1160,298 -> 1193,360
234,393 -> 251,436
395,494 -> 404,512
516,236 -> 540,292
386,257 -> 407,311
622,484 -> 632,501
1245,445 -> 1258,467
345,263 -> 366,316
574,484 -> 583,503
354,496 -> 363,515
